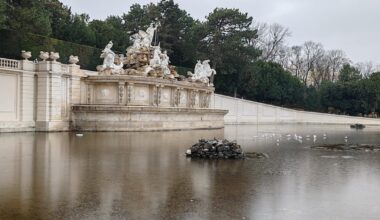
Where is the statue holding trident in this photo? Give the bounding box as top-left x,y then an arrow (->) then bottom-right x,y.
140,21 -> 160,48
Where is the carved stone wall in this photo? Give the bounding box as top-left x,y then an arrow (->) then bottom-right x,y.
82,75 -> 214,109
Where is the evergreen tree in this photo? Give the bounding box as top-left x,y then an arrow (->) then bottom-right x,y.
200,8 -> 260,95
338,64 -> 362,82
240,61 -> 304,107
5,0 -> 52,35
0,0 -> 6,28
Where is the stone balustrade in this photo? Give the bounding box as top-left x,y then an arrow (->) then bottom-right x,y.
0,58 -> 21,70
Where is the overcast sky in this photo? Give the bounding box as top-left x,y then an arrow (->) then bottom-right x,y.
60,0 -> 380,64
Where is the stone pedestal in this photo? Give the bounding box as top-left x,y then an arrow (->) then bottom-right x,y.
70,75 -> 227,131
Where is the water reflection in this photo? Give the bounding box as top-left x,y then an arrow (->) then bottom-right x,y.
0,125 -> 380,219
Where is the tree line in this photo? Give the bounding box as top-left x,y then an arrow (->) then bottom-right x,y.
1,0 -> 380,116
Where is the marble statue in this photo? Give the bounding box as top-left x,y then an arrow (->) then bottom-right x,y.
202,60 -> 216,77
193,60 -> 202,77
126,22 -> 158,55
141,22 -> 158,48
100,41 -> 116,69
98,41 -> 123,74
190,60 -> 216,85
161,51 -> 170,66
160,50 -> 171,75
150,45 -> 162,68
147,46 -> 171,76
126,33 -> 143,55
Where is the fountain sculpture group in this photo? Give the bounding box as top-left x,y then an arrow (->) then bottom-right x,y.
95,22 -> 216,86
69,22 -> 227,131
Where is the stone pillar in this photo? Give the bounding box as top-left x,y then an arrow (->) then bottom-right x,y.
126,82 -> 134,105
199,91 -> 211,108
206,92 -> 212,108
36,61 -> 51,124
35,61 -> 68,131
19,60 -> 35,122
68,64 -> 82,105
178,88 -> 185,108
173,87 -> 180,107
50,66 -> 63,121
86,83 -> 94,104
157,85 -> 163,106
152,84 -> 161,106
189,90 -> 197,108
118,82 -> 125,105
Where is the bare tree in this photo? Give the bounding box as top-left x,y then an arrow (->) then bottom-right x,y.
301,41 -> 324,85
311,54 -> 330,87
286,45 -> 304,79
356,61 -> 380,78
255,23 -> 291,62
327,50 -> 348,82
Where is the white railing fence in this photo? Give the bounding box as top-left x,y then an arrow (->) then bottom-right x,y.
0,58 -> 20,70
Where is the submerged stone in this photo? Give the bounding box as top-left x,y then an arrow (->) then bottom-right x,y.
350,124 -> 366,129
311,144 -> 380,152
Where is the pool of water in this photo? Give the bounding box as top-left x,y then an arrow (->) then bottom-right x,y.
1,125 -> 380,219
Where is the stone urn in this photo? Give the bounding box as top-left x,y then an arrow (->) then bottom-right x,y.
21,50 -> 32,60
50,52 -> 60,62
39,51 -> 49,61
69,55 -> 79,65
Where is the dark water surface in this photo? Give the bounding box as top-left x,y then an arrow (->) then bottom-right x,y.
1,125 -> 380,219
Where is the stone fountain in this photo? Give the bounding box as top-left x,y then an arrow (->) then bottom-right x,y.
71,22 -> 227,131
